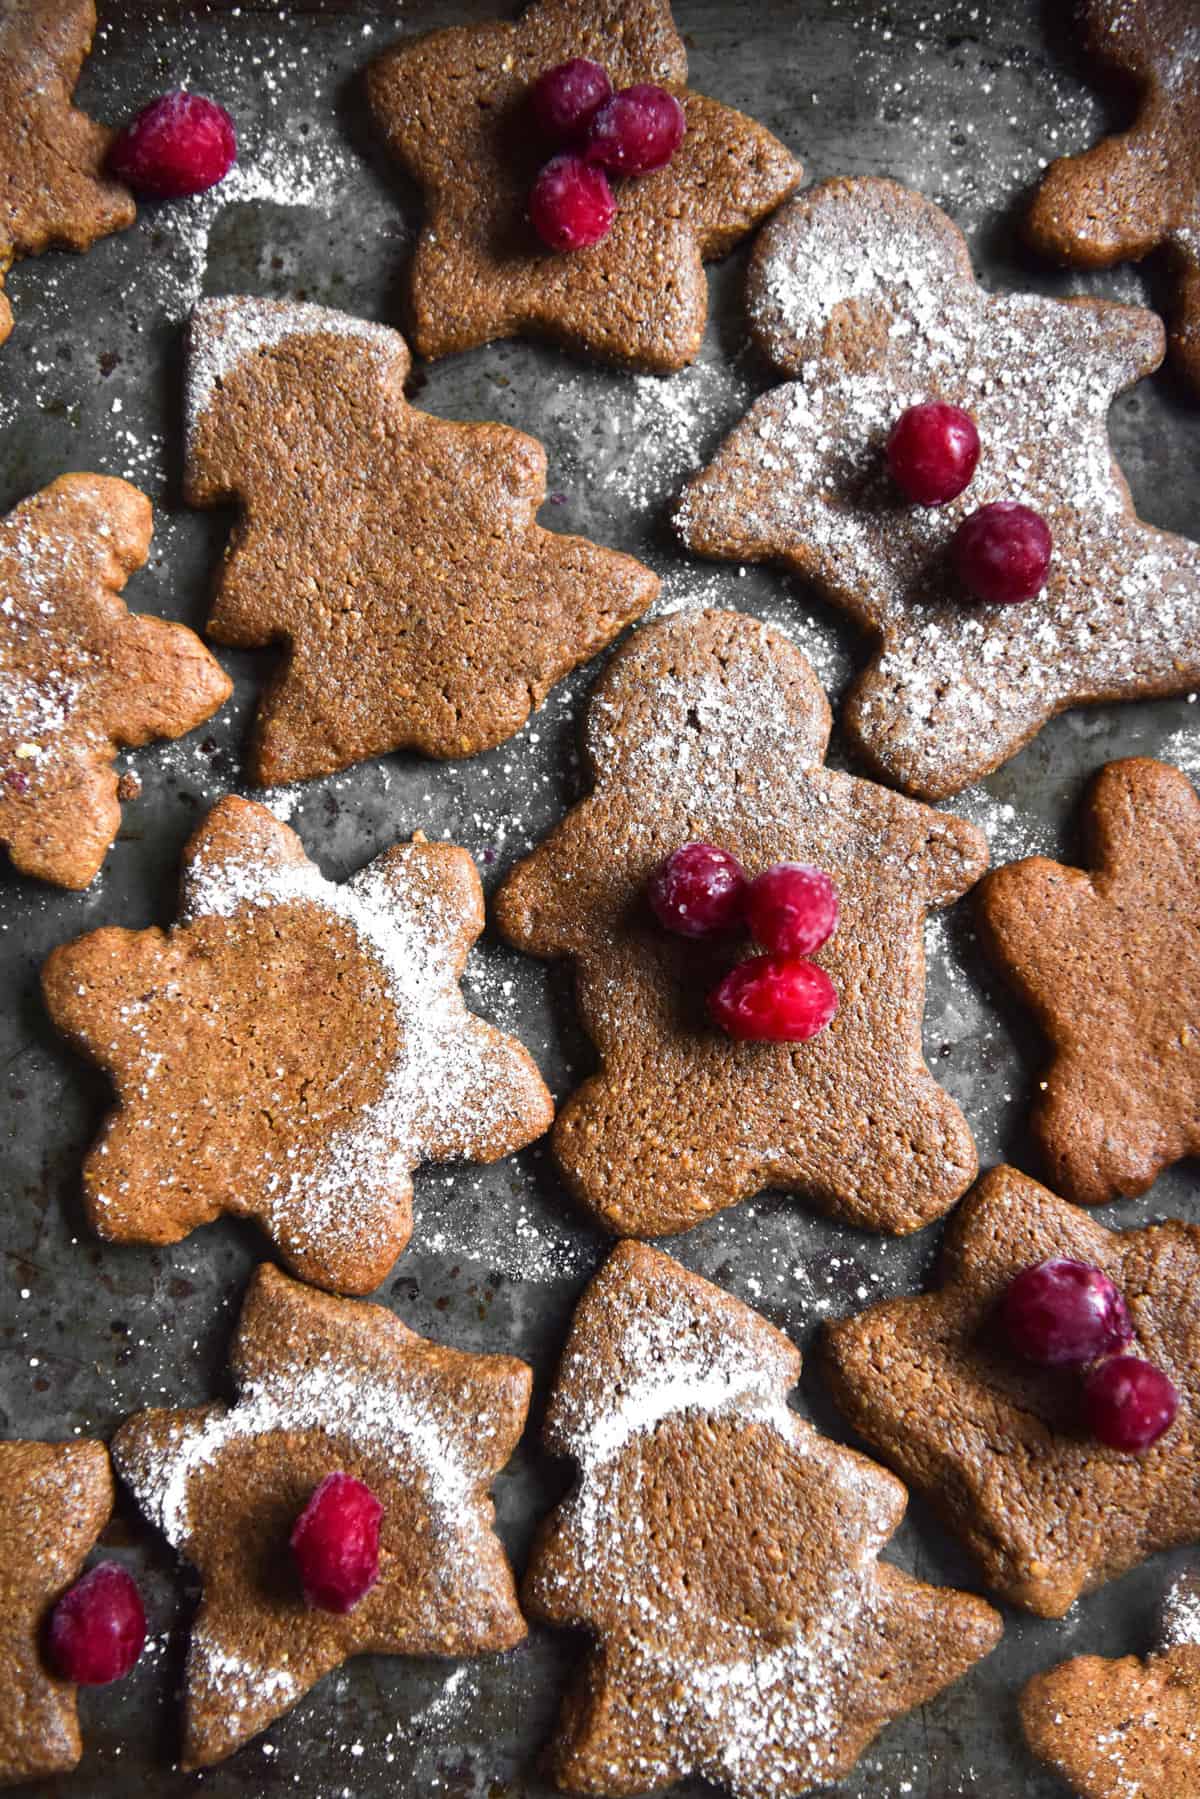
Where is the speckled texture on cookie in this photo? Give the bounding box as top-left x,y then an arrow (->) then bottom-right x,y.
366,0 -> 802,372
42,794 -> 554,1293
0,473 -> 231,889
824,1165 -> 1200,1619
1028,0 -> 1200,395
0,1439 -> 113,1789
495,608 -> 986,1240
0,0 -> 134,349
525,1240 -> 1002,1799
977,757 -> 1200,1208
185,297 -> 660,784
113,1262 -> 531,1768
677,176 -> 1200,801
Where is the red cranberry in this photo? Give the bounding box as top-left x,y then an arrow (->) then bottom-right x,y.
999,1259 -> 1133,1367
585,84 -> 686,176
886,402 -> 980,506
530,153 -> 615,252
1083,1356 -> 1179,1453
708,954 -> 838,1043
109,92 -> 237,199
47,1562 -> 145,1686
290,1472 -> 383,1613
647,842 -> 748,938
531,59 -> 612,142
952,501 -> 1052,604
746,863 -> 838,957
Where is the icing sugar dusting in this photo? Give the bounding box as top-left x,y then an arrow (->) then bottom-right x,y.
0,515 -> 91,766
1163,1570 -> 1200,1649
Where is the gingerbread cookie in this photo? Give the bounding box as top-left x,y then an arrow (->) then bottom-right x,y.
185,297 -> 659,784
1028,0 -> 1200,395
677,177 -> 1200,802
0,0 -> 134,349
495,608 -> 986,1240
43,794 -> 553,1293
366,0 -> 801,372
824,1165 -> 1200,1618
977,757 -> 1200,1208
113,1262 -> 531,1767
525,1239 -> 1002,1798
0,473 -> 231,889
1021,1566 -> 1200,1798
0,1438 -> 113,1788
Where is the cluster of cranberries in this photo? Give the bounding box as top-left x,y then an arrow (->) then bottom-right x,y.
999,1257 -> 1179,1453
527,59 -> 686,253
647,842 -> 839,1043
885,401 -> 1053,607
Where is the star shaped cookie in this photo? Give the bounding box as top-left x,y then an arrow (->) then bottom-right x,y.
185,297 -> 659,784
977,757 -> 1200,1208
0,0 -> 135,349
495,607 -> 987,1240
677,176 -> 1200,802
824,1165 -> 1200,1619
525,1240 -> 1002,1798
0,473 -> 231,888
113,1262 -> 531,1768
366,0 -> 802,371
1028,0 -> 1200,395
42,794 -> 554,1293
0,1438 -> 113,1787
1021,1568 -> 1200,1799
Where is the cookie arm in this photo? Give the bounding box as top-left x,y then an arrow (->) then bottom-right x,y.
494,807 -> 602,959
1028,118 -> 1177,269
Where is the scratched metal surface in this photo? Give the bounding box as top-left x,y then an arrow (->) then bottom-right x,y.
0,1 -> 1197,1794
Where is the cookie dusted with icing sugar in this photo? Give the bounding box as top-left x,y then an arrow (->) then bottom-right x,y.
0,0 -> 134,350
0,473 -> 231,889
366,0 -> 801,372
525,1240 -> 1002,1798
677,177 -> 1200,802
113,1262 -> 531,1768
0,1439 -> 113,1787
1021,1567 -> 1200,1798
185,297 -> 659,786
496,608 -> 986,1241
825,1166 -> 1200,1619
977,758 -> 1200,1207
42,794 -> 553,1293
1028,0 -> 1200,395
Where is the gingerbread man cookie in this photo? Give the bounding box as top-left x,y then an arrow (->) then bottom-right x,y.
1021,1567 -> 1200,1799
0,0 -> 134,350
185,297 -> 659,784
1028,0 -> 1200,395
0,1439 -> 113,1788
824,1166 -> 1200,1618
495,608 -> 986,1240
43,794 -> 553,1293
0,473 -> 231,889
677,177 -> 1200,802
977,757 -> 1200,1208
367,0 -> 801,372
114,1262 -> 531,1767
525,1240 -> 1002,1798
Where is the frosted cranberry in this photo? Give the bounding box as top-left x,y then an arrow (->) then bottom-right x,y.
647,842 -> 748,938
708,954 -> 837,1043
1083,1356 -> 1179,1453
585,84 -> 686,176
47,1562 -> 145,1686
999,1259 -> 1133,1368
952,501 -> 1052,604
886,402 -> 980,506
109,92 -> 237,198
530,154 -> 615,252
290,1472 -> 383,1614
746,863 -> 839,957
531,59 -> 612,142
